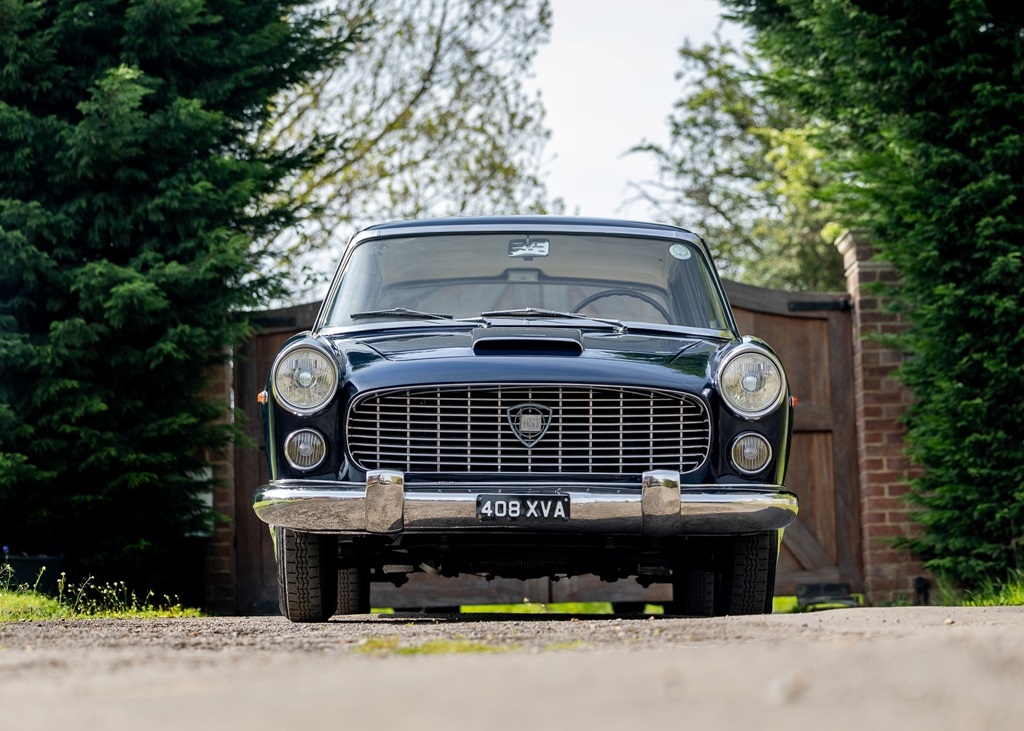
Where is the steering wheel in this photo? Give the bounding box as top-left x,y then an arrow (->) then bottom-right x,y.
570,289 -> 673,323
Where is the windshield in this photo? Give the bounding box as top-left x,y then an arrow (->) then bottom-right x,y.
322,232 -> 731,330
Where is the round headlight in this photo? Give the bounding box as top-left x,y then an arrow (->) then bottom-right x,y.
272,344 -> 338,414
730,433 -> 772,474
284,429 -> 327,471
718,348 -> 785,417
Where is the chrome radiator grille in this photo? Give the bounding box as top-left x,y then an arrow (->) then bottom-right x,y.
346,385 -> 710,475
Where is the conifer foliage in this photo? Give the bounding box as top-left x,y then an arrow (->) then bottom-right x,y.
0,1 -> 349,591
724,1 -> 1024,585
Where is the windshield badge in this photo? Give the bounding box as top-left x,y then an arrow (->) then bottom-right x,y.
508,237 -> 550,259
506,402 -> 553,448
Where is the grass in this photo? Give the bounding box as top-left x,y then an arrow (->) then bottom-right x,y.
949,570 -> 1024,607
0,564 -> 201,622
355,635 -> 588,655
461,601 -> 618,614
772,596 -> 800,613
355,636 -> 517,655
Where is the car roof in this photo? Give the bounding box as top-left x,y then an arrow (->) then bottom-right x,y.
352,215 -> 704,247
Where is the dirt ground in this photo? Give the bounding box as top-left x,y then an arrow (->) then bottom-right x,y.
2,606 -> 1022,730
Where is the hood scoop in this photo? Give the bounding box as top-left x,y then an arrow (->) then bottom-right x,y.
472,327 -> 584,356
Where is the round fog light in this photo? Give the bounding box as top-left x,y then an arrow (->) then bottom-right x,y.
730,433 -> 772,475
284,429 -> 327,471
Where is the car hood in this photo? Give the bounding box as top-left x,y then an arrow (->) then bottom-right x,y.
327,326 -> 728,394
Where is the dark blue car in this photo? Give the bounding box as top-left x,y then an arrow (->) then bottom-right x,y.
253,216 -> 798,621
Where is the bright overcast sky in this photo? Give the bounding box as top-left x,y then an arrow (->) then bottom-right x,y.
531,0 -> 745,221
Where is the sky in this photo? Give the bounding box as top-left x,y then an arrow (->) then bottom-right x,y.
530,0 -> 745,221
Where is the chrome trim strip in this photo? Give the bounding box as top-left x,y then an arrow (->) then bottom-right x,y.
252,478 -> 798,536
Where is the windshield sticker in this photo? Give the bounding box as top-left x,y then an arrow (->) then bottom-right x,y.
669,244 -> 691,260
508,238 -> 550,258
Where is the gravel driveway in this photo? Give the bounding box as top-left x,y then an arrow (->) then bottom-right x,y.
2,606 -> 1023,730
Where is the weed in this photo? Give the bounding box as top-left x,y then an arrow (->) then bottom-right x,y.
355,635 -> 515,655
960,570 -> 1024,607
353,636 -> 586,655
460,601 -> 614,614
541,640 -> 588,651
0,564 -> 201,622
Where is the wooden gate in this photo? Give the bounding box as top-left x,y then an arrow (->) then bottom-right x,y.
724,281 -> 861,595
230,282 -> 860,613
232,303 -> 320,614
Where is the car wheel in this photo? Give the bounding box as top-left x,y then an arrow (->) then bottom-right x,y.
276,527 -> 337,622
668,532 -> 778,616
719,531 -> 778,615
669,569 -> 716,617
336,566 -> 370,615
275,527 -> 286,616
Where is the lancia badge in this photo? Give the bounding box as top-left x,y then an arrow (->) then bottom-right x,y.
506,402 -> 553,448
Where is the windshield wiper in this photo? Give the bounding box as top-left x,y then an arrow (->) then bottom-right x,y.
477,308 -> 627,334
351,308 -> 454,321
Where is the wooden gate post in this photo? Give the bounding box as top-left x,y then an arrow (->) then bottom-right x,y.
838,231 -> 928,604
203,358 -> 238,614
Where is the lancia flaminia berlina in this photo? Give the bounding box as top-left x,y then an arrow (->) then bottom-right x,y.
253,216 -> 798,621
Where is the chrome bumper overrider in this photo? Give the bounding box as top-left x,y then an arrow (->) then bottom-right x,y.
252,470 -> 798,536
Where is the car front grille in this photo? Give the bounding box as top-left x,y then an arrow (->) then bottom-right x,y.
346,384 -> 710,475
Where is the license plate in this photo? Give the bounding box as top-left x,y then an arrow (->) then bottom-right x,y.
476,495 -> 570,522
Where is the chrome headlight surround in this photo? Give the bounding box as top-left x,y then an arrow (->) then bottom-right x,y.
729,432 -> 773,475
271,340 -> 339,416
716,343 -> 786,419
283,429 -> 328,471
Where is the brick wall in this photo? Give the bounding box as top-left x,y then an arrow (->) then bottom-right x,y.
837,231 -> 929,604
201,358 -> 237,613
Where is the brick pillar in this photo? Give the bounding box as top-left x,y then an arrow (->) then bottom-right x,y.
202,358 -> 237,614
837,231 -> 928,605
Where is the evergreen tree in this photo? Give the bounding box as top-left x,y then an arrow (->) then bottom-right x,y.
723,0 -> 1024,584
0,1 -> 351,593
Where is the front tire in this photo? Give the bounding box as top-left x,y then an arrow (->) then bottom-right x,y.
276,527 -> 338,623
667,531 -> 778,616
669,569 -> 715,616
719,531 -> 778,615
336,566 -> 370,615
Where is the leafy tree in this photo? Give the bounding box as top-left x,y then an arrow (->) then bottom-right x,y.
630,32 -> 846,291
260,0 -> 556,295
723,0 -> 1024,584
0,1 -> 351,594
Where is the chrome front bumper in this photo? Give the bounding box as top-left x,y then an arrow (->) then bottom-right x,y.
252,470 -> 798,536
